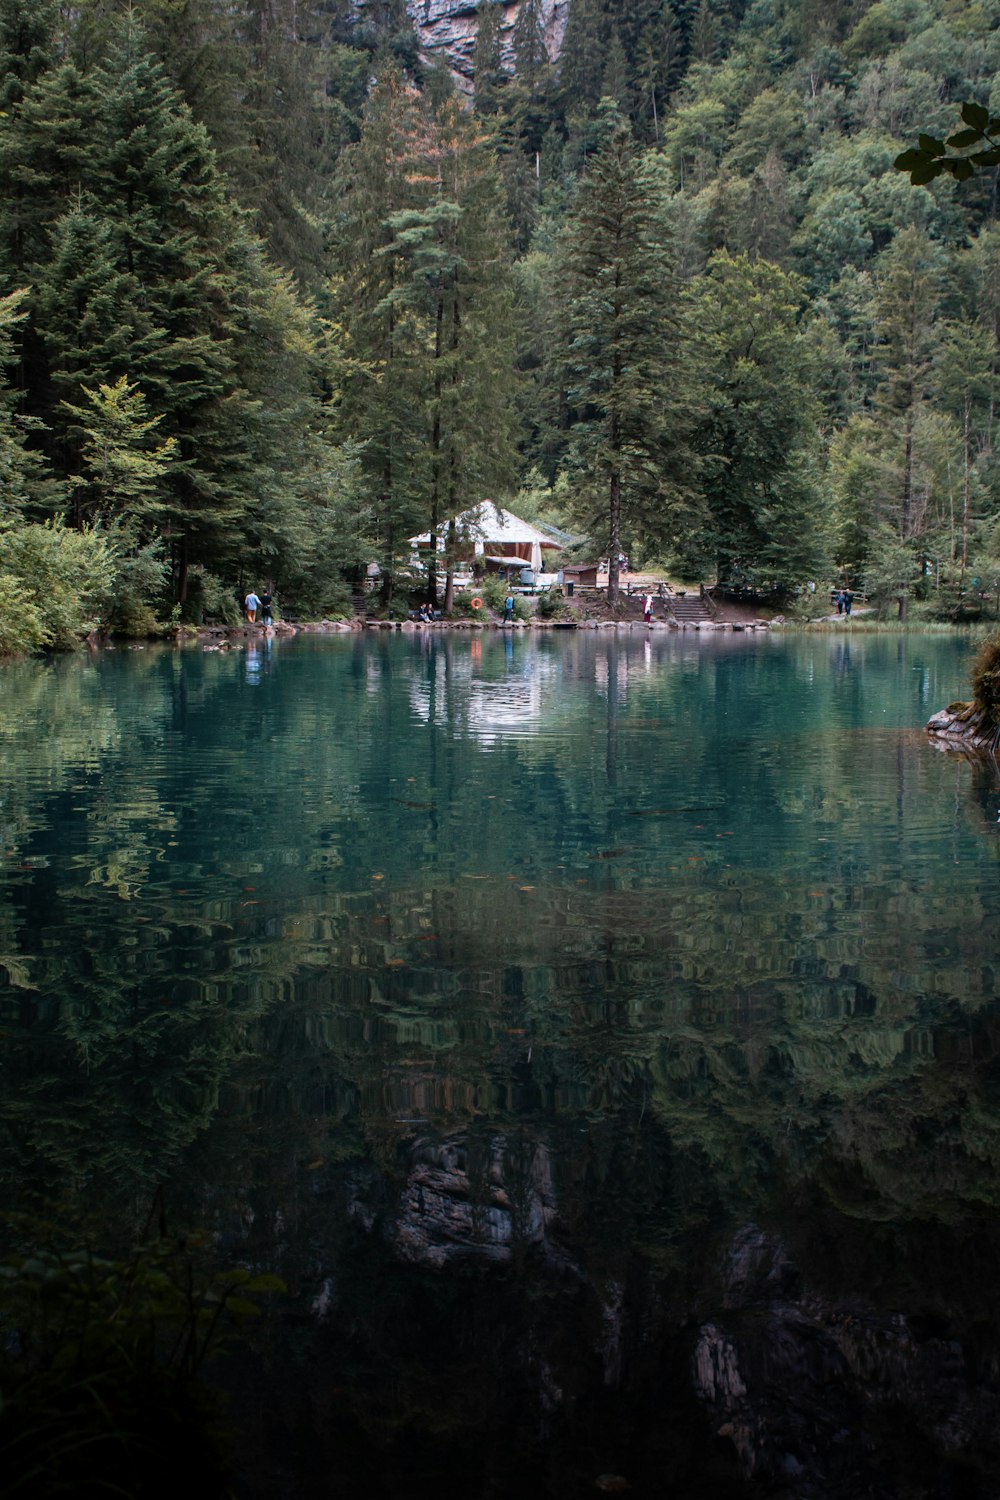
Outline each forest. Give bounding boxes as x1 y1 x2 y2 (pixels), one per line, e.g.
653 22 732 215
2 0 1000 649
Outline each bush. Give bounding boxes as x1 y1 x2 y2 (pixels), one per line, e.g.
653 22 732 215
971 631 1000 731
478 574 508 609
0 572 48 655
0 520 117 651
99 528 168 636
180 567 240 626
0 1235 284 1498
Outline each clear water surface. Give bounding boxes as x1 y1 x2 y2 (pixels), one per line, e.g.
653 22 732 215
2 629 999 1499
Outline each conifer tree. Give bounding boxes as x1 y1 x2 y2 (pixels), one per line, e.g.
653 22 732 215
869 226 943 614
936 319 995 585
687 251 827 591
331 68 438 600
62 376 177 525
558 0 604 115
0 289 60 516
511 0 549 93
554 114 699 604
472 1 505 117
334 75 519 606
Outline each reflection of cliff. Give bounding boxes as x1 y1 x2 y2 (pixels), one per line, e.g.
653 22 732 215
380 1133 557 1267
694 1225 1000 1496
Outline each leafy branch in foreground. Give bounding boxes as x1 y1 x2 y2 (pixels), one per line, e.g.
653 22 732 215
0 1233 284 1497
895 103 1000 184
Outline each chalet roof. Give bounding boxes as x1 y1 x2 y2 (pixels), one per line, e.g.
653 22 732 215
410 501 560 549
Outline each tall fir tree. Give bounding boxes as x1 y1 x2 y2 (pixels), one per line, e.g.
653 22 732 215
687 250 828 591
331 68 439 599
333 75 520 604
869 226 944 616
472 1 505 117
554 115 699 604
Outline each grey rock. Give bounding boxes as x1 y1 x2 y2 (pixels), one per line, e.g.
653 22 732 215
355 0 568 86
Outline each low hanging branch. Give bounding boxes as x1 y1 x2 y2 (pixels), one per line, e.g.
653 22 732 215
895 102 1000 184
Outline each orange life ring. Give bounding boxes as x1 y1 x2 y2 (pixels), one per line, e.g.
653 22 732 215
471 597 483 610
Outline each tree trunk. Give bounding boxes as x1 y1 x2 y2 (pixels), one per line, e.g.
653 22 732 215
961 396 971 587
444 516 457 612
607 467 622 607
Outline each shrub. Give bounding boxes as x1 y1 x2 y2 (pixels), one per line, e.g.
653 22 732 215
0 1235 284 1497
479 574 508 609
0 572 48 655
180 567 239 626
971 631 1000 731
0 520 117 651
99 528 169 636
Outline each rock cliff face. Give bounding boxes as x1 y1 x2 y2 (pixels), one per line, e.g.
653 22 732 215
372 0 569 88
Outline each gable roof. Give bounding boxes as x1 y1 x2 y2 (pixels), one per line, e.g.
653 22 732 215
410 501 560 549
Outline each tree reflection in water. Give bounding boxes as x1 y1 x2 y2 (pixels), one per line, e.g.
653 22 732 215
2 633 999 1497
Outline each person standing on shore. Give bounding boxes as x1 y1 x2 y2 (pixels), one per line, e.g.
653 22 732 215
643 592 653 624
260 589 273 626
245 589 260 623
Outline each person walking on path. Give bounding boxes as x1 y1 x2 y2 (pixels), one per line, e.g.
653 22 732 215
260 589 273 626
843 588 854 617
245 589 261 624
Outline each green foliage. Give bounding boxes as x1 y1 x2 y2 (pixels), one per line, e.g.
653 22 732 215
2 0 1000 629
970 630 1000 730
554 118 699 603
63 377 177 525
536 586 563 618
0 572 48 655
98 526 169 637
0 519 117 650
0 1233 284 1498
687 251 827 588
896 101 1000 183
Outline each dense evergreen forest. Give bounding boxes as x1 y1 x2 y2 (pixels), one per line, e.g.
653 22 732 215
2 0 1000 647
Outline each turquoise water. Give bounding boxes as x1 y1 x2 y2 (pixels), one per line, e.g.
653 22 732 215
2 630 1000 1497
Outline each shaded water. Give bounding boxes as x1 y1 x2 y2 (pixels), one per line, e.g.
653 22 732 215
3 630 1000 1497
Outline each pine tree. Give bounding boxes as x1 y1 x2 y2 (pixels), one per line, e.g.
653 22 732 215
331 68 438 600
472 1 505 117
558 0 604 115
333 76 519 606
870 225 943 610
62 376 177 524
0 288 60 517
634 4 683 142
934 319 994 586
511 0 549 93
601 34 631 115
554 115 698 605
687 250 827 591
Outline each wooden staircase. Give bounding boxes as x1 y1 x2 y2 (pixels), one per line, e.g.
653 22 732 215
668 592 715 626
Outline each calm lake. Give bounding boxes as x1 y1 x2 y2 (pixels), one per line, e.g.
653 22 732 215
3 629 1000 1498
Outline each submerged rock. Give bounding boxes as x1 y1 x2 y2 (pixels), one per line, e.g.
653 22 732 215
926 702 999 756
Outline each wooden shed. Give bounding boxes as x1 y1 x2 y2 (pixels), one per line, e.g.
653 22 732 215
562 563 600 587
